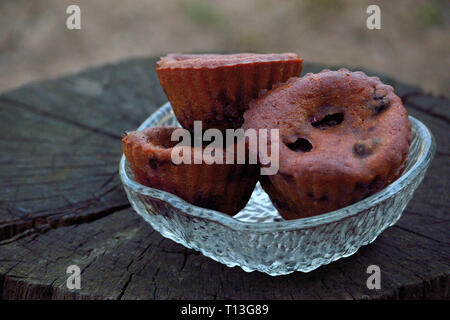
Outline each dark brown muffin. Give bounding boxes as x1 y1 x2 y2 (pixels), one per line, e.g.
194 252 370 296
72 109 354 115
243 69 412 220
156 53 303 131
123 127 259 215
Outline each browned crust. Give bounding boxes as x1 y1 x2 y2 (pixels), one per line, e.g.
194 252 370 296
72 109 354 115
156 53 303 131
243 68 412 219
122 127 259 215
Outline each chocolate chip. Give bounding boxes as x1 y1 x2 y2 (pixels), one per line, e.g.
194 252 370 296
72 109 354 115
355 182 365 189
355 175 385 199
311 113 344 129
193 192 222 209
370 97 390 115
306 192 328 202
285 137 313 152
368 175 384 192
217 89 231 106
272 199 291 211
149 158 158 170
373 86 387 99
353 143 371 158
374 92 385 100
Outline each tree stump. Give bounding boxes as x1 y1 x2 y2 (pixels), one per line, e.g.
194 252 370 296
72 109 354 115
0 57 448 299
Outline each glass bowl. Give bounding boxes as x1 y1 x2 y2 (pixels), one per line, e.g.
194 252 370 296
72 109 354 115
119 102 435 276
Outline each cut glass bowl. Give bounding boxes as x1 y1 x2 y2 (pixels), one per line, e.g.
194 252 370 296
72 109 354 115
119 102 435 276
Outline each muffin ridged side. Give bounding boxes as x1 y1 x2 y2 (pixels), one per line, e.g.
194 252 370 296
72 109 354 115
123 127 260 215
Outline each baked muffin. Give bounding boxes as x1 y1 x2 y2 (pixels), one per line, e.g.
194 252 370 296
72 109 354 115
243 69 412 220
122 127 259 215
156 53 303 131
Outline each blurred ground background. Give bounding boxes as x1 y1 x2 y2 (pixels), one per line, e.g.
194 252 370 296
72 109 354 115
0 0 449 96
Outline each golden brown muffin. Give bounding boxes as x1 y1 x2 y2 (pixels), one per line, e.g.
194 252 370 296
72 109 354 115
123 127 259 215
243 69 412 220
156 53 303 131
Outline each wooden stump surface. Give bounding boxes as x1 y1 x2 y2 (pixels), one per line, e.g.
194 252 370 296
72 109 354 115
0 57 448 299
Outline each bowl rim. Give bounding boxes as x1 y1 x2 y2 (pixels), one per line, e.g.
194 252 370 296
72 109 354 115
119 102 436 233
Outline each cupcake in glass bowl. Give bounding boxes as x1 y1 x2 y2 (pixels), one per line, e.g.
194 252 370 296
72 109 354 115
122 126 260 215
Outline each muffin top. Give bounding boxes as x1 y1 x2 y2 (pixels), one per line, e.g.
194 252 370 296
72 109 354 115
157 53 302 69
243 68 412 182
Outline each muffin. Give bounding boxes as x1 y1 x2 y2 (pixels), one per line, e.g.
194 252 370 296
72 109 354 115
122 126 259 215
156 53 303 131
243 69 412 219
